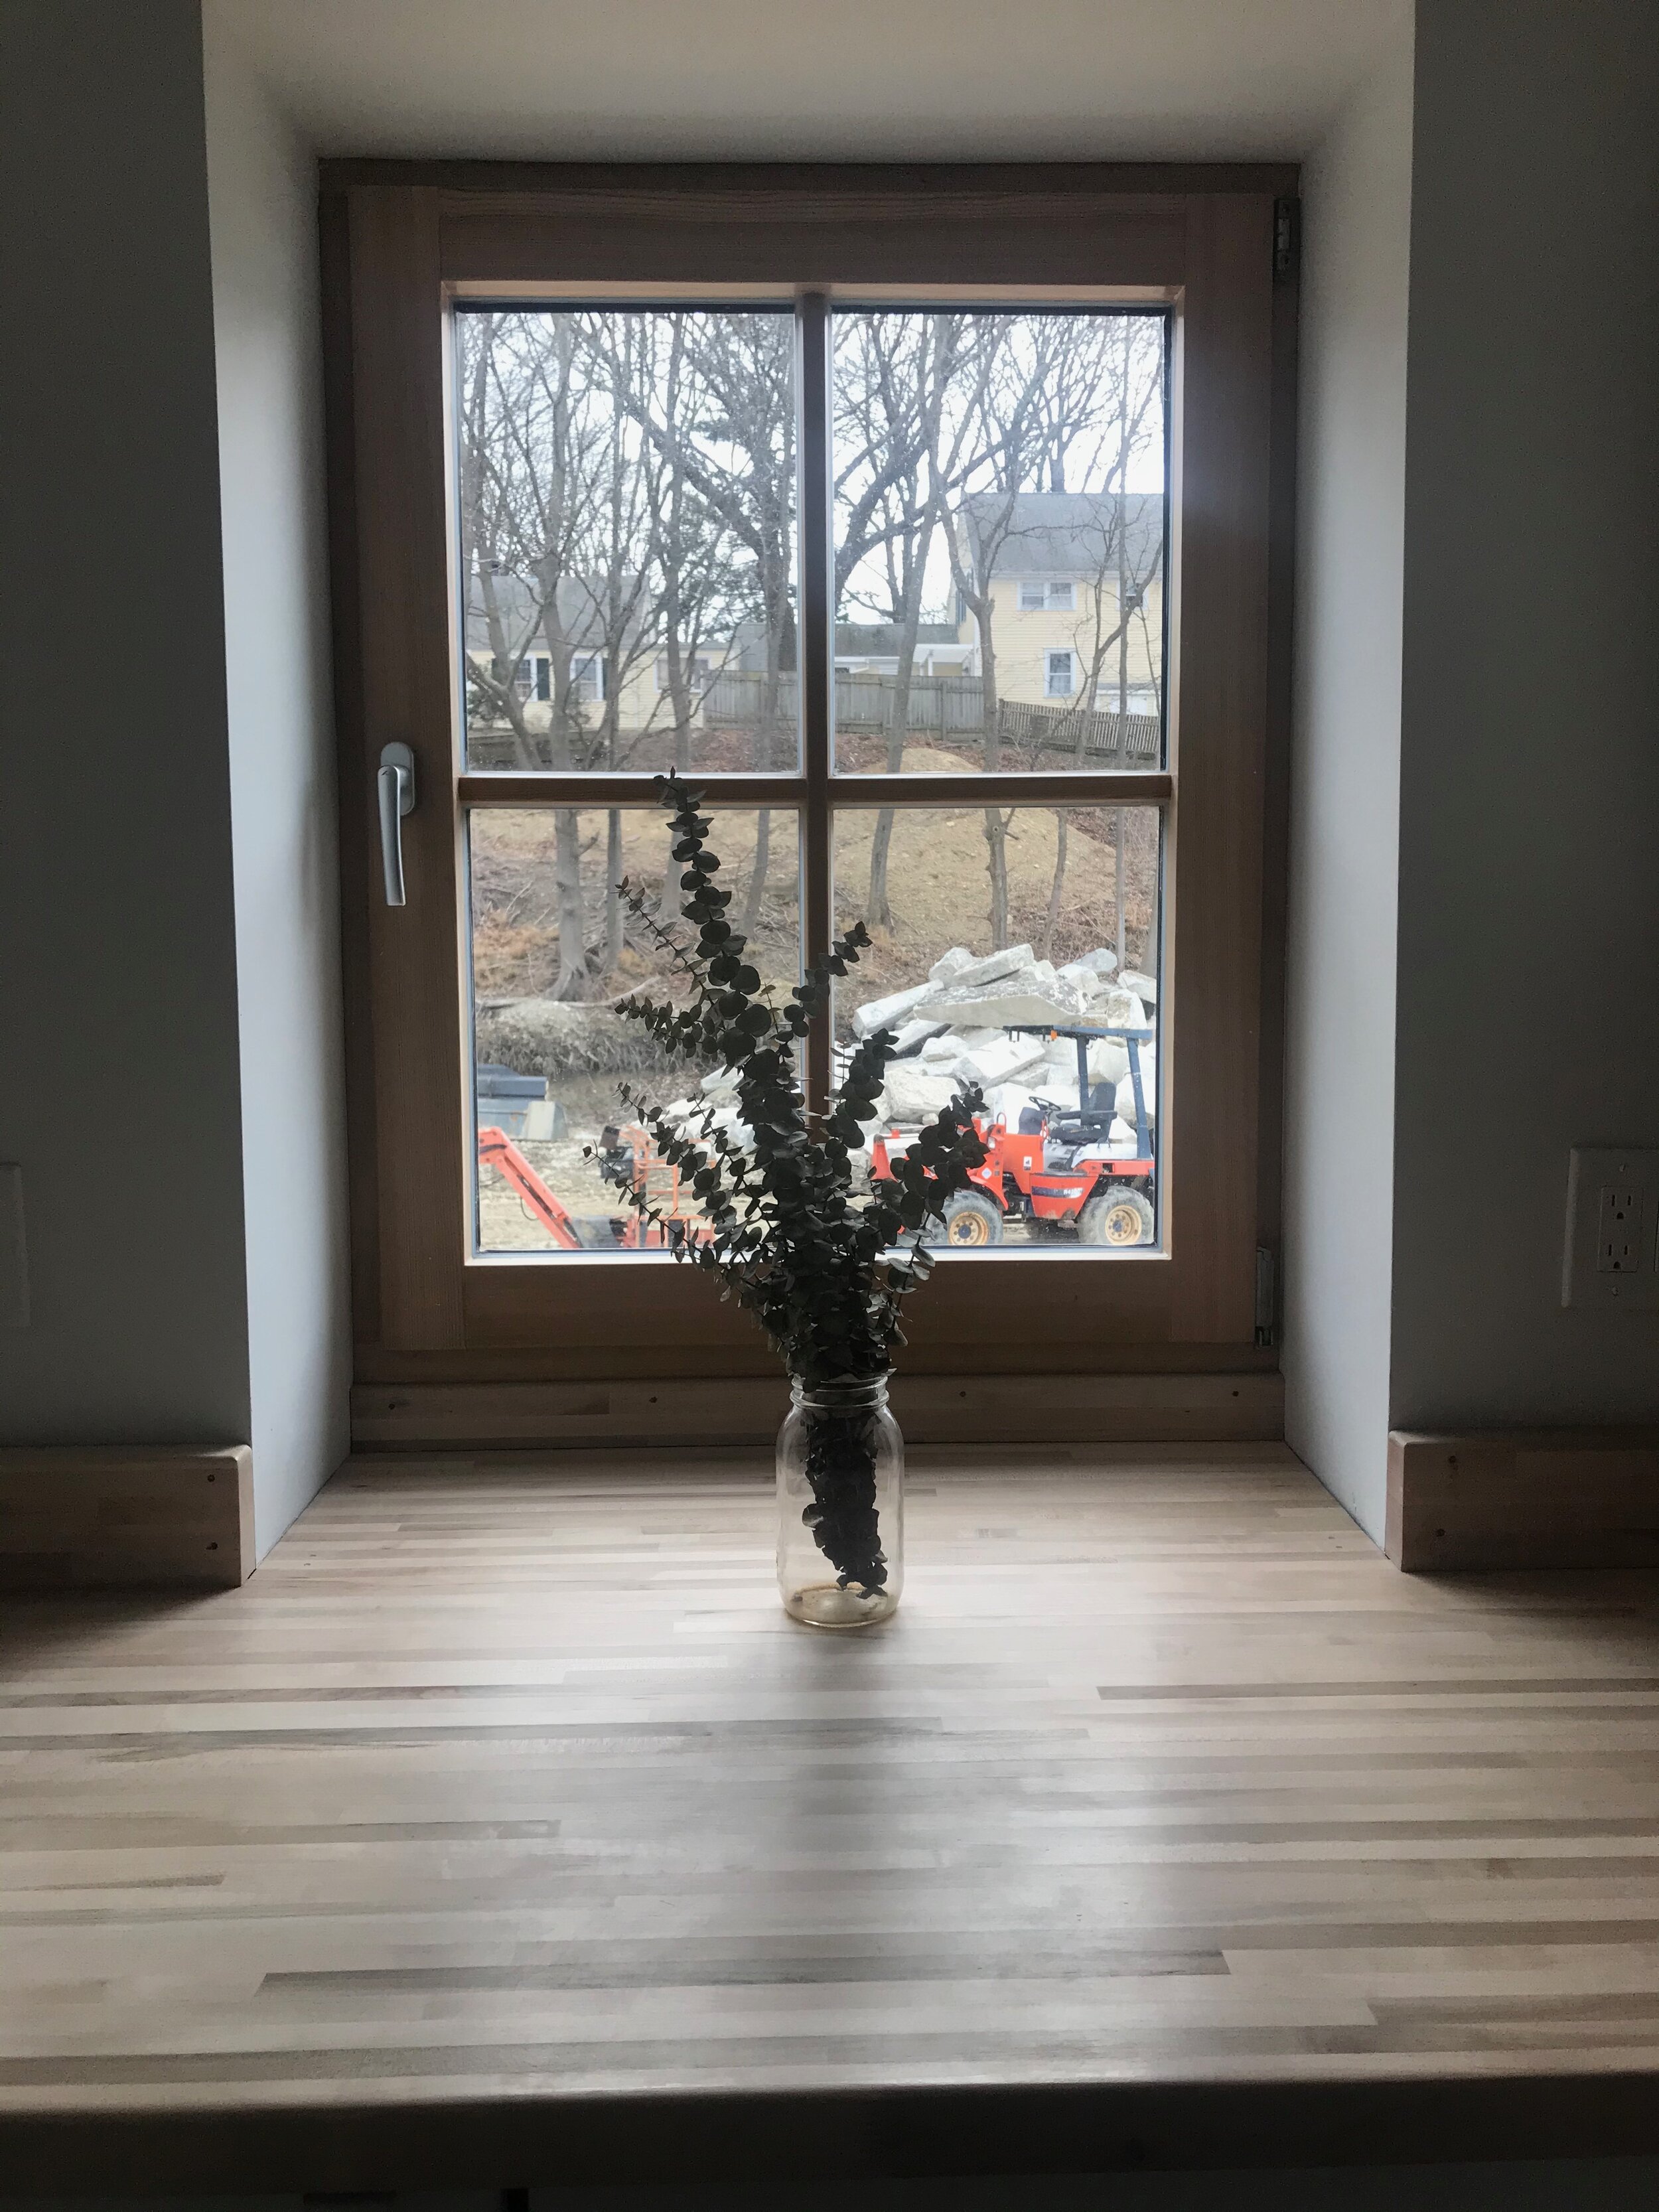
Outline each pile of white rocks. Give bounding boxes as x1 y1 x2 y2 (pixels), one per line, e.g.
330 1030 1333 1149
849 943 1157 1143
652 942 1158 1157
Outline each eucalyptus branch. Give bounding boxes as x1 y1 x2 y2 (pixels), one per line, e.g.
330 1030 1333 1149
587 775 987 1407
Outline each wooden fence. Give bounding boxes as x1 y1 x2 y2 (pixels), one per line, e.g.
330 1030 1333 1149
702 670 1161 763
467 675 1161 769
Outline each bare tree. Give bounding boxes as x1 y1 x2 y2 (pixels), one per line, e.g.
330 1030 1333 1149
940 316 1061 948
834 315 976 928
457 311 612 997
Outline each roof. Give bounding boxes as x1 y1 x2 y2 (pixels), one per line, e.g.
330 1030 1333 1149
464 569 635 654
960 491 1165 581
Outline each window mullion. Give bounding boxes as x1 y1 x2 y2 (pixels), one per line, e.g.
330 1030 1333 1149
798 291 834 1116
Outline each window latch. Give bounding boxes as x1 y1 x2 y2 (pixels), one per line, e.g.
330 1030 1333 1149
377 743 416 907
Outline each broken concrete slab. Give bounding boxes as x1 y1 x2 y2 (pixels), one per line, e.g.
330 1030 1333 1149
1065 947 1119 979
1095 988 1150 1031
956 1033 1047 1088
928 942 1033 989
1114 1054 1159 1126
1085 1035 1131 1088
850 978 941 1038
879 1063 966 1126
927 980 1093 1028
985 1081 1042 1131
889 1017 949 1059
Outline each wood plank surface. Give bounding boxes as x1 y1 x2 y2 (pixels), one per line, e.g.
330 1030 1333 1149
350 1371 1284 1449
1 1445 1658 2187
0 1446 253 1590
1388 1429 1659 1570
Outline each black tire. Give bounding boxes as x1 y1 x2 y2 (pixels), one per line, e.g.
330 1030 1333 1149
1078 1183 1155 1247
926 1191 1004 1248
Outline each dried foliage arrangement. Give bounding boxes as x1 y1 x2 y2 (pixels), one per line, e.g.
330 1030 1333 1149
591 776 986 1590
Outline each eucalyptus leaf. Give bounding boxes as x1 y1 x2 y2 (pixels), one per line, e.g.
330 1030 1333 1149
599 776 987 1586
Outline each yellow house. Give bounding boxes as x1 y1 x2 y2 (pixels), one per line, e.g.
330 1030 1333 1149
956 490 1165 716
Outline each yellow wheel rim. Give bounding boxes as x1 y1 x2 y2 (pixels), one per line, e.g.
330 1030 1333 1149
1101 1199 1144 1246
946 1208 993 1246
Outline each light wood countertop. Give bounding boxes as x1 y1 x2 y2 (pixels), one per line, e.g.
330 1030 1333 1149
2 1445 1656 2186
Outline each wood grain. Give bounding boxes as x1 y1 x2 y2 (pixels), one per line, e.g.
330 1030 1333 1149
1389 1429 1659 1570
1165 193 1274 1345
325 168 1290 1383
350 1370 1283 1449
1 1447 1657 2187
0 1447 252 1590
344 185 469 1353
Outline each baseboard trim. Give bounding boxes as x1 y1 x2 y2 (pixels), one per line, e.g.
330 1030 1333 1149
351 1370 1283 1450
0 1446 254 1590
1386 1428 1659 1570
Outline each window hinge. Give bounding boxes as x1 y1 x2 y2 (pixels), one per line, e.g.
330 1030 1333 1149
1273 198 1299 283
1254 1245 1277 1347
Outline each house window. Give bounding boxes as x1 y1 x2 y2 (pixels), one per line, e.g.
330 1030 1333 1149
509 655 553 702
655 652 714 694
326 167 1287 1382
569 652 605 705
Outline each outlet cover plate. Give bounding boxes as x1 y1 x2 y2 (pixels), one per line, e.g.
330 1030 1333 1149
1563 1146 1659 1310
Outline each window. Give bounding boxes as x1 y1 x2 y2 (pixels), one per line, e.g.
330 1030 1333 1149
1019 580 1076 611
655 651 715 695
569 652 605 705
324 167 1289 1382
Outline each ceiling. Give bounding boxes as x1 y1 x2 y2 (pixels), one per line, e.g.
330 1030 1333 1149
208 0 1411 163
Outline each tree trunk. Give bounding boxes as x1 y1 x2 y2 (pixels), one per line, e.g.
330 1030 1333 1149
865 670 912 935
745 808 771 931
1142 816 1161 979
744 580 788 925
867 808 897 934
553 807 589 999
1040 809 1068 960
604 810 624 976
1114 810 1127 974
866 502 934 932
984 808 1011 950
977 627 1009 948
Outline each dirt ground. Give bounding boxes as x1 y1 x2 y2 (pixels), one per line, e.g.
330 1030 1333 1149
468 747 1159 1017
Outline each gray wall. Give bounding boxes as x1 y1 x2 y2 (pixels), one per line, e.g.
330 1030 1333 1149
0 0 252 1446
1282 34 1413 1539
1391 0 1659 1428
203 23 351 1552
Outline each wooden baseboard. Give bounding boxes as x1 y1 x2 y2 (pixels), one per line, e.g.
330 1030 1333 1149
1387 1428 1659 1570
350 1370 1283 1450
0 1446 254 1589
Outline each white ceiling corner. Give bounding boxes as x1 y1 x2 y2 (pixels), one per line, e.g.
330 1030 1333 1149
205 0 1411 163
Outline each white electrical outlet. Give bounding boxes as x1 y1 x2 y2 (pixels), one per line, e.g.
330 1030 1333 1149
1563 1147 1659 1310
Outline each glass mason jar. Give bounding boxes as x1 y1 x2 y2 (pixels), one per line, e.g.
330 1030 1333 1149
776 1374 903 1628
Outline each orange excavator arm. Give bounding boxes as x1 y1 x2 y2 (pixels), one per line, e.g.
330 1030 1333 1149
477 1126 585 1251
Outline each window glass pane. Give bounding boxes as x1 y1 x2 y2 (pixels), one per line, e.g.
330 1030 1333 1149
832 805 1161 1251
831 310 1166 774
469 807 801 1254
456 309 799 775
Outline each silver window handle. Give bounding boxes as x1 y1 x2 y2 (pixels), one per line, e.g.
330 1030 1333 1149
377 743 416 907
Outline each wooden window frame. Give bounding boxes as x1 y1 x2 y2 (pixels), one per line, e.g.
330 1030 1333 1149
321 161 1296 1396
